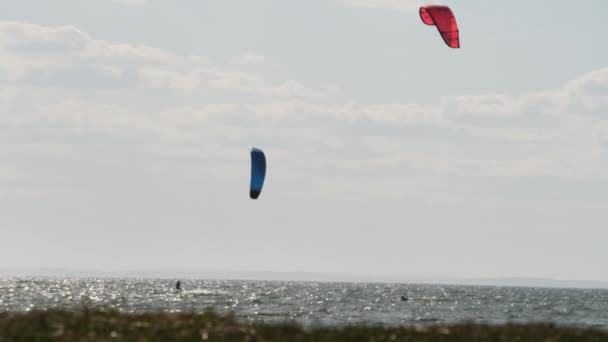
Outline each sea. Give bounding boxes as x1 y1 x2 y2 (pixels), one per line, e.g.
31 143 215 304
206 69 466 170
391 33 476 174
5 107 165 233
0 277 607 329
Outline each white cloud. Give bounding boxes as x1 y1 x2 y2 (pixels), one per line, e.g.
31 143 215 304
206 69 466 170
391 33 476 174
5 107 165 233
564 67 608 114
448 67 607 121
441 94 521 125
1 20 608 205
0 21 334 99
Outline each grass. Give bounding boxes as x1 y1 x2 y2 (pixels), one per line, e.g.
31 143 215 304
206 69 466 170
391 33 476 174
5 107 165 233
0 309 606 341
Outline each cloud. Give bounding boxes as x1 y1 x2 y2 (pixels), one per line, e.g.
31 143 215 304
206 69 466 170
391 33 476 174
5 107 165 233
1 20 608 204
441 94 521 126
572 68 608 97
0 21 334 99
439 69 608 131
563 67 608 114
0 22 87 53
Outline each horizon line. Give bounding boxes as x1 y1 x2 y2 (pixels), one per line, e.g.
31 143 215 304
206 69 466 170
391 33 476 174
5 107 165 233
1 267 607 290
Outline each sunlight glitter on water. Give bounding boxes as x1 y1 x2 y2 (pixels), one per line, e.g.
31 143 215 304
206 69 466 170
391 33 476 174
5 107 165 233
0 277 607 328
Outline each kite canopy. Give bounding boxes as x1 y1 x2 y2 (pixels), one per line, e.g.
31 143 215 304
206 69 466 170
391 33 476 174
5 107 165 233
250 147 266 200
419 5 460 48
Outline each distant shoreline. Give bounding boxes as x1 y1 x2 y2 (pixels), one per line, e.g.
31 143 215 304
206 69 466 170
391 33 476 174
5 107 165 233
1 268 608 290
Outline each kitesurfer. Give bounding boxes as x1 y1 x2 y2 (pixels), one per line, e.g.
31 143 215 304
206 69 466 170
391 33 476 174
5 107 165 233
176 280 182 292
400 295 408 302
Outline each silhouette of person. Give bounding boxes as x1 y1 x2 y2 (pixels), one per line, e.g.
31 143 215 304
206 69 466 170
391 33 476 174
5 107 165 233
176 280 182 291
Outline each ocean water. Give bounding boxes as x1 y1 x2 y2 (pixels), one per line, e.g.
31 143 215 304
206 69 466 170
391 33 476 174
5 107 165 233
0 277 607 328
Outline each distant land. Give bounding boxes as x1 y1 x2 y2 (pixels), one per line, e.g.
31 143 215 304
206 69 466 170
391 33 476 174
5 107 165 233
1 268 607 290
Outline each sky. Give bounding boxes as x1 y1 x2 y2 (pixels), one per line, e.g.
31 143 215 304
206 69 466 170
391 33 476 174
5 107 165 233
1 0 607 283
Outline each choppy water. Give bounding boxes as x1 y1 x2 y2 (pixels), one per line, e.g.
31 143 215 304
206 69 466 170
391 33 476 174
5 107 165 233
0 277 607 328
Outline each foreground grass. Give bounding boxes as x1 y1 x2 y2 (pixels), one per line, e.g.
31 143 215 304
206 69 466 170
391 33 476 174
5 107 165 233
0 310 606 341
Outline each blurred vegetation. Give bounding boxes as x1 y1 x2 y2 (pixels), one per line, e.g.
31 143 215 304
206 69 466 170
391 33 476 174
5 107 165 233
0 309 605 341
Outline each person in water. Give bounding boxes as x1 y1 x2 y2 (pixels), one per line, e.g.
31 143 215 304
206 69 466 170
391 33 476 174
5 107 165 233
176 280 182 291
400 295 408 301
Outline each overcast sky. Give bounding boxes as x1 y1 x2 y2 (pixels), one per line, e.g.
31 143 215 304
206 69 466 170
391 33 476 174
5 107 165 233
1 0 607 282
